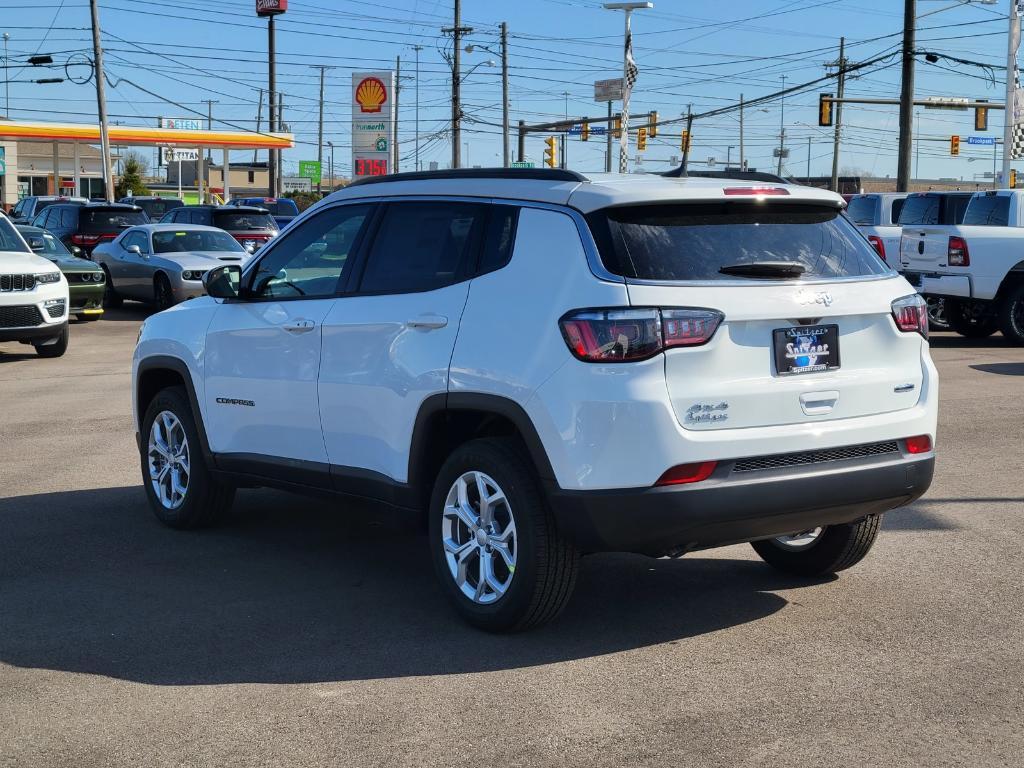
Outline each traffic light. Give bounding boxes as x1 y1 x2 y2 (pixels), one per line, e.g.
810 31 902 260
950 135 960 156
819 93 834 127
612 115 622 139
1010 168 1017 188
581 120 590 142
680 130 691 153
975 102 989 132
544 135 558 168
637 127 647 151
648 111 658 138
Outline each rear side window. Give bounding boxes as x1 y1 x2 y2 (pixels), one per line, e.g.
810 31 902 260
213 211 276 230
60 208 77 227
359 201 485 293
587 203 890 282
478 205 519 275
81 209 149 231
946 195 973 225
845 196 877 225
963 195 1011 226
897 196 938 225
890 198 905 224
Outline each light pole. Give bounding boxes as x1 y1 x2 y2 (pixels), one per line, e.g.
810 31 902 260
466 31 510 167
3 33 9 117
413 45 423 171
604 2 653 174
327 140 334 190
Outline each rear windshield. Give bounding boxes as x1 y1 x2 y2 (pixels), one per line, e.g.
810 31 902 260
845 196 877 225
134 199 183 218
241 199 298 216
152 229 245 253
897 196 938 225
80 209 150 231
587 203 890 281
962 195 1011 226
213 211 276 231
943 195 972 224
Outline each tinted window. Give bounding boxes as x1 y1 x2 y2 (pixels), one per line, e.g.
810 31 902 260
479 205 519 275
80 209 149 231
897 196 938 225
890 198 905 224
60 208 77 227
963 195 1011 226
0 217 30 253
213 211 276 230
31 231 72 258
588 203 890 281
122 231 150 253
249 204 370 299
134 199 183 218
944 195 972 224
845 196 877 225
360 202 484 293
152 229 244 253
35 210 54 229
240 199 299 216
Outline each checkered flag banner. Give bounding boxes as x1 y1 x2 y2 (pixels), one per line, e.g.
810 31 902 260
624 31 639 91
619 31 639 173
1013 85 1024 161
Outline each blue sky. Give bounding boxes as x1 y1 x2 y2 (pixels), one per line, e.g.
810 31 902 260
1 0 1015 181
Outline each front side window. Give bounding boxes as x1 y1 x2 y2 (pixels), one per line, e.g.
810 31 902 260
587 202 890 282
359 201 485 293
122 231 150 253
897 196 939 226
249 204 371 299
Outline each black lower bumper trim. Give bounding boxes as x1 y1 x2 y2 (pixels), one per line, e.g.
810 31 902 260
548 455 934 556
0 323 67 343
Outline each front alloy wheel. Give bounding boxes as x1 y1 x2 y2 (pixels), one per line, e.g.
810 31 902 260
442 470 517 604
148 411 190 509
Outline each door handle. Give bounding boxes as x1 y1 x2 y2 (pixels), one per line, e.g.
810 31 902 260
282 319 316 333
406 314 448 330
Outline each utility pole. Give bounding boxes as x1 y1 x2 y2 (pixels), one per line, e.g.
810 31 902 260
253 88 263 165
739 93 744 171
1002 0 1019 186
500 22 510 167
605 102 613 172
682 103 693 172
3 33 9 118
897 0 915 192
89 0 113 202
915 109 920 179
443 0 471 169
413 45 423 170
394 55 401 173
830 37 845 192
807 136 812 179
267 11 278 197
203 99 218 165
311 66 330 194
777 74 787 176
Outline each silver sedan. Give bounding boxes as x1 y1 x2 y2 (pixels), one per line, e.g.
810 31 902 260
92 224 254 310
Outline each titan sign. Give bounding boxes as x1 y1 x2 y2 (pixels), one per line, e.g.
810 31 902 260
352 71 395 178
256 0 287 16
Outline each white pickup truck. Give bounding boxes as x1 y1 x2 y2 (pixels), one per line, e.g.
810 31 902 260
847 192 908 263
900 189 1024 343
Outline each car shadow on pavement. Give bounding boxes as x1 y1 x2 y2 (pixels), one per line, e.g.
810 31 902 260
969 362 1024 376
0 486 821 686
928 333 1012 348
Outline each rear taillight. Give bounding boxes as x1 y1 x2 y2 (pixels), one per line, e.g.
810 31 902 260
71 234 102 245
867 235 886 261
891 294 928 338
559 307 723 362
947 235 970 266
904 435 932 454
655 461 718 486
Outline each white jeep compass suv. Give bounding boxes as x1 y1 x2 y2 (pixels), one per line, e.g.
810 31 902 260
132 169 937 631
0 213 70 357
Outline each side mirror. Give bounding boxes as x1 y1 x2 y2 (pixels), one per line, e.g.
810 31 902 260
70 245 83 257
245 244 256 254
204 264 242 299
126 244 142 255
28 237 45 252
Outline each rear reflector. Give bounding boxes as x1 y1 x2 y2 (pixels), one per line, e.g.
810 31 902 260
867 235 886 261
904 435 932 454
947 235 970 266
655 461 717 486
723 187 790 196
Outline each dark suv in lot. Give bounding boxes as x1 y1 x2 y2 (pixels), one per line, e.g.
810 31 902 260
160 205 278 252
32 203 150 257
119 196 185 221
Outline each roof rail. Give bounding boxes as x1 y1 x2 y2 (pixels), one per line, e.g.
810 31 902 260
346 167 589 187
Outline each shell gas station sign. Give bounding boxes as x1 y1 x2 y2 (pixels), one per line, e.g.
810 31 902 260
352 71 395 178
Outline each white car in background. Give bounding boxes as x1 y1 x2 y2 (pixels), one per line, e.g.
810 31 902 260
0 213 70 357
846 192 909 264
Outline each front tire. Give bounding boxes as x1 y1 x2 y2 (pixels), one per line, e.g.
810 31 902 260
997 283 1024 345
140 386 234 529
34 324 69 358
101 266 122 309
154 274 175 311
750 515 882 577
428 438 579 632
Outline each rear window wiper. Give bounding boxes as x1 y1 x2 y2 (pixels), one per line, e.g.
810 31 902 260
719 261 806 279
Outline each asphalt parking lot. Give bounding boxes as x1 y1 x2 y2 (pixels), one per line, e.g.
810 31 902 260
1 308 1022 768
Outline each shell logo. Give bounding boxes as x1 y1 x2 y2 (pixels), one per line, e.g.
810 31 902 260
355 77 388 114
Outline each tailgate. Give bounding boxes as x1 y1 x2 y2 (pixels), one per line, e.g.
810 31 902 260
900 225 956 271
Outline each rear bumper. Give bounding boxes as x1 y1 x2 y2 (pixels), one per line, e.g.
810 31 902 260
548 453 934 556
903 271 972 299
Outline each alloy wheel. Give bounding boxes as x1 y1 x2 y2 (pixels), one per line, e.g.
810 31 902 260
148 410 190 509
441 470 517 605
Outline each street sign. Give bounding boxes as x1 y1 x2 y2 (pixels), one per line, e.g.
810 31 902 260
594 78 624 103
772 148 790 158
298 160 322 182
924 96 968 111
510 161 535 168
282 175 312 193
569 124 606 136
967 136 996 146
160 147 199 163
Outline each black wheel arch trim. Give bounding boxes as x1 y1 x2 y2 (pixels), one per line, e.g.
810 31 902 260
135 355 215 465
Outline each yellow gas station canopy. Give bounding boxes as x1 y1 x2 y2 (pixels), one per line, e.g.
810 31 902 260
0 120 293 150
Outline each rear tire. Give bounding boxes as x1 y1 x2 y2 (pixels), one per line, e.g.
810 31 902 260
101 267 122 309
140 386 234 529
750 515 882 577
945 299 998 338
428 438 579 632
34 324 69 358
997 283 1024 345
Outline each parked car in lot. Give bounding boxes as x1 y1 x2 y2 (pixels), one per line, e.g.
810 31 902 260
226 196 300 229
133 169 937 631
9 195 88 225
15 225 105 321
159 205 278 252
118 196 185 221
900 188 1024 342
846 192 908 263
0 213 70 356
92 224 252 310
32 202 150 257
